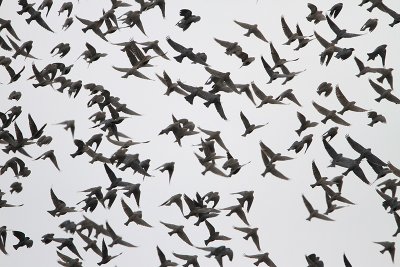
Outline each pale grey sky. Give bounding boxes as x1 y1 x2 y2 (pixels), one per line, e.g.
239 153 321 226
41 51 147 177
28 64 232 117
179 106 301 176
0 0 399 266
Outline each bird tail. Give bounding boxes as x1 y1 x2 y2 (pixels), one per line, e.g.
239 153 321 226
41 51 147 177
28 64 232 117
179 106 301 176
13 244 19 250
295 129 301 136
174 54 185 63
184 93 196 105
376 75 384 83
367 52 376 61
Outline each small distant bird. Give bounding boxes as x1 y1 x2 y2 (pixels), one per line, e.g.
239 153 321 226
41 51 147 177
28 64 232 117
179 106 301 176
302 194 334 221
97 238 122 266
77 43 107 65
48 188 76 216
335 86 367 114
35 150 60 171
160 221 193 246
56 120 75 138
240 111 268 137
233 226 261 251
275 89 302 106
155 162 175 183
329 3 343 18
204 220 231 245
234 20 268 42
260 149 290 180
306 3 326 24
12 231 33 249
360 18 378 32
58 2 73 17
368 79 400 104
244 252 277 267
367 111 386 127
51 42 70 58
374 241 396 263
222 204 250 225
157 246 178 267
172 252 200 267
312 101 350 126
295 112 318 136
367 44 387 66
322 126 339 142
62 17 73 30
317 82 333 96
121 199 152 227
176 9 201 31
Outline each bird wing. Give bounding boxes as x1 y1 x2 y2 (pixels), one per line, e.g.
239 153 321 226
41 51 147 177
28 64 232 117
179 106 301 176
302 195 314 213
104 163 117 183
157 246 167 263
314 31 330 48
240 111 251 129
388 162 400 177
345 135 366 154
270 168 290 180
323 139 339 159
269 43 281 64
121 198 133 217
281 16 293 38
49 152 60 170
50 188 64 207
307 3 317 13
259 141 275 158
331 114 351 126
177 80 201 93
166 36 187 53
312 101 330 116
234 20 252 29
12 231 25 241
251 82 267 100
85 42 97 56
214 38 233 48
160 221 177 230
312 161 322 181
335 86 350 106
354 57 365 72
260 149 270 167
36 15 54 32
297 111 306 125
205 220 216 234
326 15 341 35
177 230 193 246
105 222 117 239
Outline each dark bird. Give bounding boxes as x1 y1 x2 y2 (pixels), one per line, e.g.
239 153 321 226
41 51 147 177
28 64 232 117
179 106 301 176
276 89 301 106
155 162 175 183
51 42 70 58
295 112 318 136
314 31 342 66
260 149 290 180
62 17 73 30
160 221 193 246
312 101 350 126
121 198 152 227
177 9 201 31
302 194 334 221
106 222 137 248
374 241 395 263
345 135 386 166
98 239 122 266
172 252 200 267
322 126 338 142
166 36 208 65
368 79 400 104
281 16 310 45
367 44 387 66
222 204 250 225
259 141 293 163
335 86 367 114
0 19 20 40
157 246 178 267
306 3 326 24
233 226 261 250
251 82 285 108
77 43 107 65
204 220 231 246
317 82 333 96
367 111 386 127
58 2 73 17
160 194 183 214
326 15 364 44
12 231 33 249
35 150 60 171
76 16 107 41
56 120 75 138
47 188 76 217
38 0 53 17
234 20 268 42
244 252 277 267
329 3 343 18
240 111 268 137
361 18 378 32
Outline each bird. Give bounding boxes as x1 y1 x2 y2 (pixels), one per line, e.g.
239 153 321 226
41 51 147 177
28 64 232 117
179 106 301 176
160 221 193 246
306 3 326 24
12 231 33 250
97 238 122 266
176 9 201 31
251 82 285 107
368 79 400 104
322 127 338 142
317 82 333 96
367 44 387 66
240 111 268 137
172 252 200 267
77 42 107 65
329 3 343 18
374 241 396 262
234 20 268 42
204 220 231 245
50 42 70 58
47 188 76 217
244 252 277 267
155 162 175 183
222 204 250 225
326 15 364 44
335 86 368 114
166 36 208 65
260 149 290 180
367 111 386 127
295 112 318 136
160 194 184 214
35 150 60 171
55 120 75 138
106 222 137 248
275 89 302 106
281 16 310 45
361 18 378 32
302 195 334 221
259 141 293 163
233 226 261 250
157 246 178 267
312 101 350 126
121 198 152 227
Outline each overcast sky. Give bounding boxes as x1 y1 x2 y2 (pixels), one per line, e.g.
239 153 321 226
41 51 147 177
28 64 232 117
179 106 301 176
1 0 399 266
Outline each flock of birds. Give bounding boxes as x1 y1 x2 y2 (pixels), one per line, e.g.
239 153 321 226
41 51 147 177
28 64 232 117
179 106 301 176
0 0 400 266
